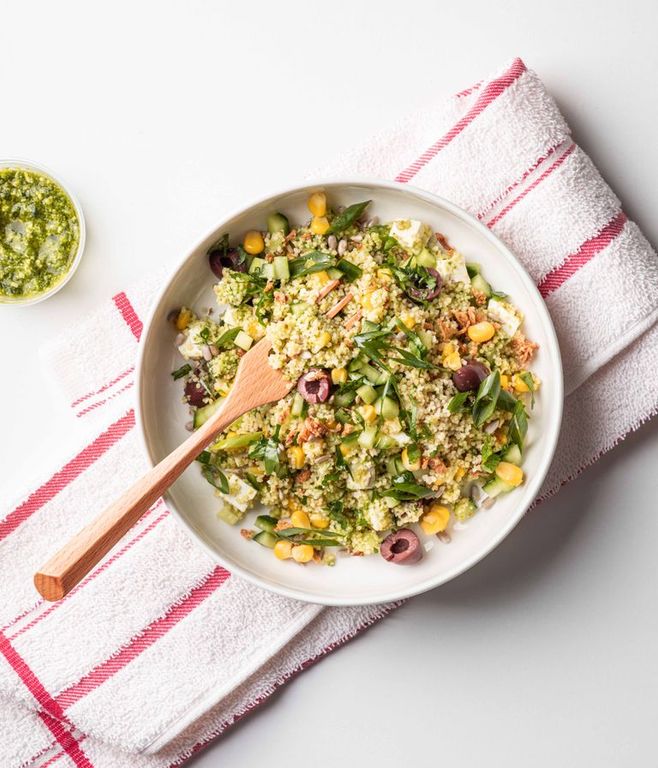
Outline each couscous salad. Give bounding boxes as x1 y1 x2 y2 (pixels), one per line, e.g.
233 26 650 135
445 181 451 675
169 192 539 566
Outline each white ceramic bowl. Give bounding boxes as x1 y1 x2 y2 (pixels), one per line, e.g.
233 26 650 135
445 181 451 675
136 180 563 606
0 159 86 306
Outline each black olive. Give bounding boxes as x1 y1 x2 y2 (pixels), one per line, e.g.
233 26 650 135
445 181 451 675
452 360 490 392
380 529 423 565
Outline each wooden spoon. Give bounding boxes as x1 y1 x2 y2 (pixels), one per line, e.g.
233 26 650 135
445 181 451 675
34 339 294 601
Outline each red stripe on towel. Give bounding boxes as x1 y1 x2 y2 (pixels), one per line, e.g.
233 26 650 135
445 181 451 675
76 380 134 418
538 211 628 297
0 632 93 767
112 291 143 341
37 714 92 768
71 366 134 408
0 410 135 543
8 503 169 641
476 141 563 220
395 58 526 183
56 566 230 709
487 143 576 227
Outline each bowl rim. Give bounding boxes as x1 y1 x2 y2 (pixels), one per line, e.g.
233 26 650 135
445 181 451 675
0 158 86 306
135 177 564 606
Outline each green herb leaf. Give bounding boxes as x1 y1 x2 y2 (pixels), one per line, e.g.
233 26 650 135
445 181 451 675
215 326 241 348
448 391 470 413
171 363 191 380
472 370 501 428
207 233 229 259
382 472 433 501
244 472 264 491
496 388 518 412
202 466 229 494
509 401 528 449
335 259 362 282
196 450 212 465
390 347 437 370
327 200 371 234
289 251 335 278
249 434 282 474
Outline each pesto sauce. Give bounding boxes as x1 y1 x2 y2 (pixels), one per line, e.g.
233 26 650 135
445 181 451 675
0 168 80 299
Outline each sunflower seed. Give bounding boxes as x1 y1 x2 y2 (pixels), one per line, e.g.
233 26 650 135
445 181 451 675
174 332 185 347
337 238 347 256
327 234 337 250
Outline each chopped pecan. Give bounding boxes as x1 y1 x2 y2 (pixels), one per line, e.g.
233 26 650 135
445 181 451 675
240 528 254 540
296 468 312 483
511 333 539 365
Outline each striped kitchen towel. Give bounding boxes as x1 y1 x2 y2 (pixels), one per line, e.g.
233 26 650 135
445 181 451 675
2 57 658 768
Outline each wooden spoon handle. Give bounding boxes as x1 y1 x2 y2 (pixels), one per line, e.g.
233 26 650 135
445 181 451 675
34 394 246 601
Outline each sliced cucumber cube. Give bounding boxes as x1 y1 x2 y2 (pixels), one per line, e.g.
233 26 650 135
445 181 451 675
234 330 253 351
361 363 382 384
334 389 356 407
376 396 399 420
416 248 436 268
471 273 492 297
267 212 290 235
255 515 278 533
253 530 278 548
273 255 290 281
466 262 481 278
249 257 266 275
358 425 379 449
356 383 378 404
327 267 342 280
348 357 365 372
217 504 242 525
193 398 223 428
291 391 307 418
502 444 522 465
376 434 397 451
482 477 515 498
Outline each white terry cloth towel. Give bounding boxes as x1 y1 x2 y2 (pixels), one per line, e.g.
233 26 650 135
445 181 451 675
2 57 658 768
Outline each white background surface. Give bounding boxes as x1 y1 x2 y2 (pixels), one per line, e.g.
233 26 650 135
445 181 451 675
2 1 658 766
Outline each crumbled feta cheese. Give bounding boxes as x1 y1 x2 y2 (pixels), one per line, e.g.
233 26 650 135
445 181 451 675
487 298 522 337
389 219 433 253
215 473 257 512
435 249 470 285
177 322 205 359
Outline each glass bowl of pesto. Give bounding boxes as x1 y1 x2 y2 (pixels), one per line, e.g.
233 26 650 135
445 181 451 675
0 159 86 306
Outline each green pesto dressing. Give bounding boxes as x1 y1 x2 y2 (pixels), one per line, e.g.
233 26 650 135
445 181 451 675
0 167 80 299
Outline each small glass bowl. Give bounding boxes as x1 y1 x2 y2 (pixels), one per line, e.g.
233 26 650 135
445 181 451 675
0 159 86 306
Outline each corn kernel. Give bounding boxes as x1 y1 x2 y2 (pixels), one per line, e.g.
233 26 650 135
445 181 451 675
340 442 356 457
467 321 496 343
401 446 421 471
175 308 194 331
360 404 377 424
420 503 450 535
243 230 264 255
310 216 330 235
500 374 510 390
454 466 466 481
444 352 462 371
496 461 524 487
512 373 529 393
316 331 331 349
287 446 305 470
331 367 348 385
307 191 327 218
401 313 416 329
291 509 311 528
361 290 375 310
292 543 314 563
310 514 330 529
314 270 330 285
274 540 293 560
